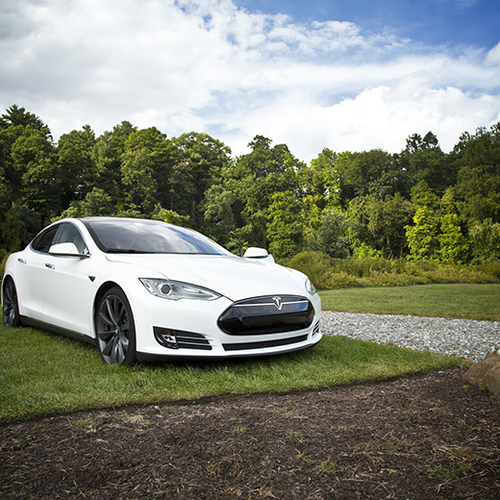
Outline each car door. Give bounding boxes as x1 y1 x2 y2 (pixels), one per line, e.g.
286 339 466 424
18 225 60 321
41 222 97 337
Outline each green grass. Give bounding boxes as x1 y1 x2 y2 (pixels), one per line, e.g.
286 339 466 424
319 283 500 321
0 323 462 423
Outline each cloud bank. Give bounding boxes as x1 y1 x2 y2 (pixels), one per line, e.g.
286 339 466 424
1 0 499 161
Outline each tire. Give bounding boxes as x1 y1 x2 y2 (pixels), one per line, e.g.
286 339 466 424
3 278 21 328
96 287 137 365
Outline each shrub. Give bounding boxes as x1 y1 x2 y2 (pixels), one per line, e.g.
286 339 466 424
285 251 500 290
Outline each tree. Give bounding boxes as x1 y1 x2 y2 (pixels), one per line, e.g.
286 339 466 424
405 206 439 261
302 148 340 209
120 149 158 214
91 121 138 205
1 204 42 252
437 213 469 264
57 125 96 208
347 194 413 257
452 123 500 224
397 132 455 196
267 192 307 260
59 188 115 219
10 126 59 218
309 209 349 258
0 105 49 134
335 149 400 208
171 132 232 227
468 218 500 263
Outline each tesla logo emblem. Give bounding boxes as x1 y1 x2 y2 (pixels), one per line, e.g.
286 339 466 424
272 296 283 310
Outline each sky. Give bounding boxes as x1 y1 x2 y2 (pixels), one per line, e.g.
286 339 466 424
1 0 499 162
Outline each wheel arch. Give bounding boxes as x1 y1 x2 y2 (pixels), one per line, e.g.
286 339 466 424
93 281 123 324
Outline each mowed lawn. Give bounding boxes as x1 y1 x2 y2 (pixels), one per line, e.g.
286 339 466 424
319 283 500 321
2 283 496 422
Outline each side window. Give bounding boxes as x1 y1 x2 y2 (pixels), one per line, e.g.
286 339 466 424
31 226 59 253
55 223 89 254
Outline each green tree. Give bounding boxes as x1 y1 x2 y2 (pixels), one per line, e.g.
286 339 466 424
397 132 455 196
452 123 500 224
309 209 349 258
57 125 96 208
347 193 413 257
1 204 42 251
91 121 138 205
468 218 500 263
1 105 48 134
59 187 116 219
10 126 59 218
437 213 469 264
120 149 158 214
267 192 307 260
171 132 232 228
405 206 439 261
302 148 341 209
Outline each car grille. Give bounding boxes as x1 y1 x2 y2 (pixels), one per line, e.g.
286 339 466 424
223 334 309 351
218 295 315 336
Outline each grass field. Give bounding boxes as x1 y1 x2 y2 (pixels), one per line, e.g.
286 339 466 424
319 283 500 321
2 283 491 423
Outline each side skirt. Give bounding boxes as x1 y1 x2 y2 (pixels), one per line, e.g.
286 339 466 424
20 316 97 346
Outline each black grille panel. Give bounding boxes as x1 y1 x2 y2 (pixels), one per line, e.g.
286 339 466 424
218 296 315 336
223 334 308 351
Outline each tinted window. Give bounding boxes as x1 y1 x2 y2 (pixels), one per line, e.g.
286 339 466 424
31 225 59 253
82 218 230 255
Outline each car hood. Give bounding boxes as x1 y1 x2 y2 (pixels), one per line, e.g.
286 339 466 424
105 254 308 302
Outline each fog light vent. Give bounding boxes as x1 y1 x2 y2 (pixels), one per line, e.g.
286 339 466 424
154 327 212 350
154 327 178 349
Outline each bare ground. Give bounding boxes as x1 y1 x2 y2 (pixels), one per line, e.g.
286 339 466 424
1 366 499 500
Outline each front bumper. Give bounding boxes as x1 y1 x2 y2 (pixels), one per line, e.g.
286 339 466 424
131 291 322 360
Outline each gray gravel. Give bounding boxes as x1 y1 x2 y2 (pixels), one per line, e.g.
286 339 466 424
321 311 500 362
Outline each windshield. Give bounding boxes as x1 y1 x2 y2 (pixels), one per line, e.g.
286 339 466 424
82 218 231 255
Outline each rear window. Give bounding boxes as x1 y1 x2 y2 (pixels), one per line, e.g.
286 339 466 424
82 218 230 255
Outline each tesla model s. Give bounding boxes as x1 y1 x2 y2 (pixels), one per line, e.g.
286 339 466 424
2 217 322 365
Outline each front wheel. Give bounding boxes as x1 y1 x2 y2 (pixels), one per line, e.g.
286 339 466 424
96 287 137 365
3 278 21 328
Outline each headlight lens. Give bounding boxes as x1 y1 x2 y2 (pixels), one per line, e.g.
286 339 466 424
140 278 221 301
305 277 316 295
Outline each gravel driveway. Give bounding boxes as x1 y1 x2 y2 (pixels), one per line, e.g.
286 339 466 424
322 311 500 362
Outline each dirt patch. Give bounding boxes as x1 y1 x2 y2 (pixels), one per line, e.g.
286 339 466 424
1 367 499 499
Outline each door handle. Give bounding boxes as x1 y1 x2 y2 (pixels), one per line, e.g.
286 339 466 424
45 263 55 270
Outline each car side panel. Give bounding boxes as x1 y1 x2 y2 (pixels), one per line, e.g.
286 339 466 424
41 254 97 337
12 250 46 321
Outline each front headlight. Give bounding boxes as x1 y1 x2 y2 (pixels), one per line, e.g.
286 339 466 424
140 278 221 301
305 277 316 295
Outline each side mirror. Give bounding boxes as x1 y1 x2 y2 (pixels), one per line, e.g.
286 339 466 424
243 247 275 262
49 242 89 258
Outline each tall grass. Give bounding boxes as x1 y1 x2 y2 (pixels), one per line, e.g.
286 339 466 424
285 251 500 289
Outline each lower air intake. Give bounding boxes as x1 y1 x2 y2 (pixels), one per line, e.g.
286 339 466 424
223 334 308 351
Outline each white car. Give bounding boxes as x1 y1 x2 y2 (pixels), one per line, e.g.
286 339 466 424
2 217 322 365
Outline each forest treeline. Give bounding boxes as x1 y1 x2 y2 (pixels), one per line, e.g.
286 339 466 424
1 104 499 266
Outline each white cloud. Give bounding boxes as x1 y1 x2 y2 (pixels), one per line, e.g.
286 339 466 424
0 0 499 162
486 41 500 66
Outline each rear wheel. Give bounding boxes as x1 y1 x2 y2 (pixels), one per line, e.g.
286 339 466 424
3 278 21 327
96 287 137 365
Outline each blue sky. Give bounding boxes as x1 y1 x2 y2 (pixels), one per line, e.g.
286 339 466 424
1 0 499 162
239 0 500 48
